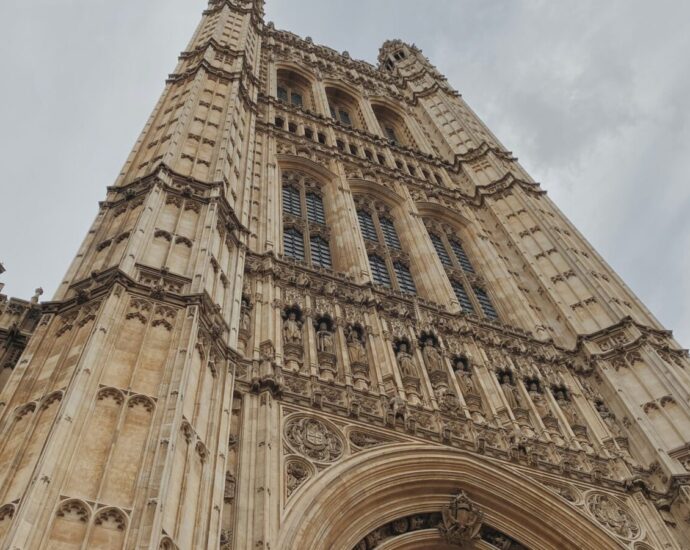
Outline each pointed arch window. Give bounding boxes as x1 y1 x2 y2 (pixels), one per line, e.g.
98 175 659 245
427 224 499 320
356 203 416 295
281 171 332 270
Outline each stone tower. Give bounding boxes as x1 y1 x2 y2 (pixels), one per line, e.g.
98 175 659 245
0 1 689 548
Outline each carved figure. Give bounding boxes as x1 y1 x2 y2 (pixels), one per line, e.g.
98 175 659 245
500 374 520 409
316 322 334 354
396 343 416 378
587 493 640 540
422 342 443 372
347 329 367 364
240 308 251 333
283 311 302 345
439 490 484 546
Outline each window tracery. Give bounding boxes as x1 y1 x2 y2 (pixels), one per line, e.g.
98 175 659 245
356 198 416 294
281 171 332 270
276 68 314 112
426 221 498 319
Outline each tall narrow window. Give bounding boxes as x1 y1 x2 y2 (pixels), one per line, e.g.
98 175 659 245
385 127 398 144
430 234 452 267
310 236 332 269
357 210 378 242
450 239 474 273
282 186 301 216
306 192 326 225
339 110 352 126
368 255 391 287
394 262 416 294
357 203 416 295
281 171 333 270
283 228 305 261
291 92 303 107
474 287 498 320
451 280 475 314
277 86 288 102
426 222 499 320
379 217 401 250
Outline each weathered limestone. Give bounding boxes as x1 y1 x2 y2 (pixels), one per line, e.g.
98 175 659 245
0 1 688 549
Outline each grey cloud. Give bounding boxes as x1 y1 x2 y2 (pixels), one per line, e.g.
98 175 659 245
1 0 688 346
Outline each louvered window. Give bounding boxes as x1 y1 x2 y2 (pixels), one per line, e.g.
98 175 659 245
450 239 474 273
394 262 416 294
452 280 475 314
430 233 452 267
306 192 326 225
379 217 401 250
282 186 301 216
283 228 305 261
357 210 378 242
310 236 332 269
369 255 391 287
474 287 498 320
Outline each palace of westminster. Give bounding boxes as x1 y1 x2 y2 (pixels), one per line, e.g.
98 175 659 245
1 1 689 548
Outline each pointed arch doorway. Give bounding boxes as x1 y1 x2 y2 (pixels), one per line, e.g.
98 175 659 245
276 444 623 550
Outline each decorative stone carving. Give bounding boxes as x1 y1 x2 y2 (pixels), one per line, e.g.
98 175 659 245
286 459 311 497
283 307 303 372
499 371 520 410
284 416 344 463
395 341 416 378
347 325 370 390
315 317 337 382
586 493 641 540
349 430 391 449
438 490 484 547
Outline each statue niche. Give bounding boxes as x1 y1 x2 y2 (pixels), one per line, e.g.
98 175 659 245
421 333 448 388
552 385 581 428
282 306 304 373
251 340 281 392
346 324 370 391
394 338 421 406
238 294 252 354
315 315 337 383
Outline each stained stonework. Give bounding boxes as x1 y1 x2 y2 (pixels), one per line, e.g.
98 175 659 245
0 0 689 548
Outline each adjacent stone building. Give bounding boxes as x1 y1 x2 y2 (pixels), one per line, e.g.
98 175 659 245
0 1 688 548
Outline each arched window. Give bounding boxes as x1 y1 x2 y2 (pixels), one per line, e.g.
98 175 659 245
276 69 314 112
371 103 416 149
281 171 332 270
356 201 416 295
427 223 499 320
326 86 364 130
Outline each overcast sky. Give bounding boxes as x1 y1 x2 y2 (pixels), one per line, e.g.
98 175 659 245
0 0 688 347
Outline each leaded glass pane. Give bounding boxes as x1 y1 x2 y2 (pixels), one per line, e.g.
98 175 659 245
277 86 288 102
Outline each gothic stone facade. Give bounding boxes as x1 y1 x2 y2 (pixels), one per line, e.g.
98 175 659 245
0 1 689 549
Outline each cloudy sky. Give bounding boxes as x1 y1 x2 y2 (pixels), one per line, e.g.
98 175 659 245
1 0 688 347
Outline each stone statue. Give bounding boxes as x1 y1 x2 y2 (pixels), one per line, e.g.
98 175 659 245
439 490 484 546
500 374 520 409
316 322 334 354
396 343 416 378
30 287 43 305
555 390 578 425
422 342 443 372
529 383 550 418
347 329 367 364
240 308 251 333
283 311 302 345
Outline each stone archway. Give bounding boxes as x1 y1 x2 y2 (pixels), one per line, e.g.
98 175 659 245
277 443 623 550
